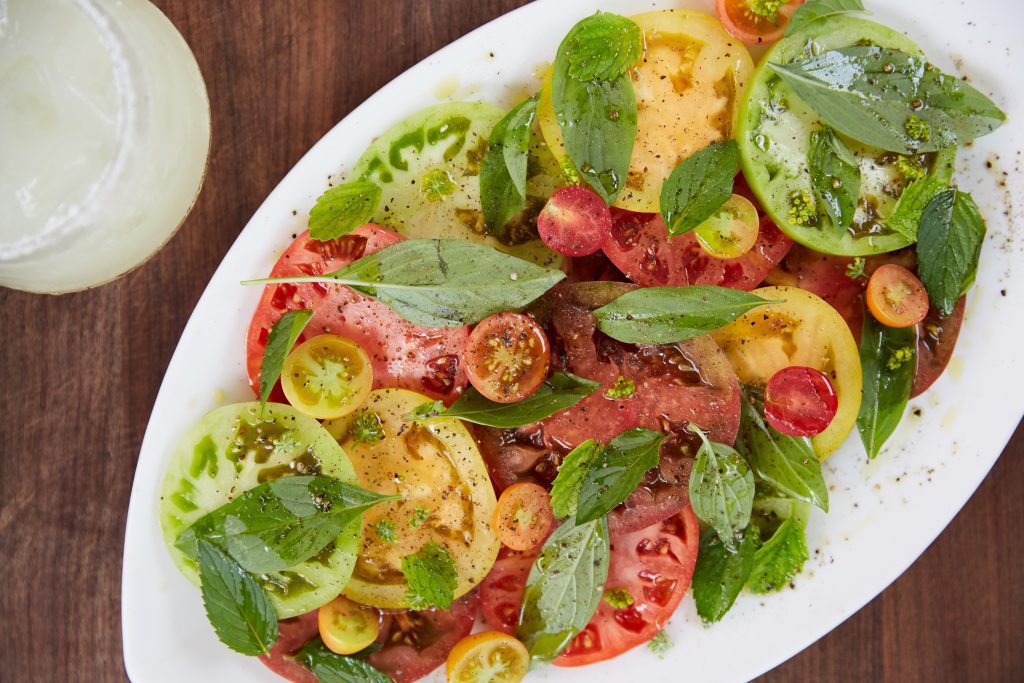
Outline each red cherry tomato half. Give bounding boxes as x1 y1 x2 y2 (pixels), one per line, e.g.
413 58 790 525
715 0 805 46
764 366 839 437
537 186 613 257
464 312 551 403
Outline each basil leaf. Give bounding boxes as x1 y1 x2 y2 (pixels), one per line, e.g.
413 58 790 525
564 12 643 83
659 139 738 236
576 428 665 524
784 0 869 37
176 476 398 573
247 239 566 327
886 175 946 240
747 516 809 593
593 285 773 344
517 517 610 663
916 189 986 316
197 539 278 656
691 527 759 624
549 439 603 519
770 46 1006 154
309 180 381 241
402 542 458 609
259 309 313 407
296 638 393 683
688 425 755 552
736 387 829 512
481 96 538 232
857 314 916 459
808 127 860 231
432 371 599 428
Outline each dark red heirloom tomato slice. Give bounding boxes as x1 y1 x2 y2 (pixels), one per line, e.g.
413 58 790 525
245 225 469 403
464 313 551 403
479 546 538 635
537 186 613 257
555 508 700 667
764 366 839 437
716 0 805 46
259 611 320 683
603 208 792 291
913 295 966 398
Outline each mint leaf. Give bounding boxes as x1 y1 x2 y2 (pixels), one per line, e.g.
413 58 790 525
748 517 809 593
309 180 381 241
197 539 278 656
660 139 738 236
916 189 986 316
481 95 538 232
808 127 860 231
886 175 946 240
785 0 869 37
402 542 457 609
576 428 665 524
691 527 759 624
259 309 313 407
550 439 603 519
857 314 916 459
564 12 643 82
431 371 599 428
296 637 393 683
688 425 754 552
593 285 773 344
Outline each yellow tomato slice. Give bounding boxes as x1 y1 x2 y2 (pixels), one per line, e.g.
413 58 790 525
537 9 753 213
695 193 759 259
711 286 862 459
446 631 529 683
324 389 500 608
318 596 380 655
281 335 372 419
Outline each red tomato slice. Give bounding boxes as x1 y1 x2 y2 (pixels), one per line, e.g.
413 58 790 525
913 295 966 398
764 366 838 437
603 208 792 291
258 611 320 683
537 186 613 257
715 0 805 46
479 546 537 635
245 225 469 403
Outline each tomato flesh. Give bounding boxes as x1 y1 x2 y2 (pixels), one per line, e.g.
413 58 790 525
716 0 805 46
259 611 319 683
479 546 536 635
537 186 612 257
764 366 839 437
866 264 930 328
694 193 760 259
464 313 551 403
492 482 555 552
281 335 373 419
446 631 530 683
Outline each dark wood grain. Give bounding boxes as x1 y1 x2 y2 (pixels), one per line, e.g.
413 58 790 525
0 1 1020 681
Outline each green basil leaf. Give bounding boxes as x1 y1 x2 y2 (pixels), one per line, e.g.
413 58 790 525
517 517 610 663
432 371 599 428
659 139 738 236
691 526 759 624
564 12 643 82
769 46 1006 154
402 542 458 609
886 175 946 240
481 96 538 232
308 180 382 241
688 425 755 552
747 516 809 594
916 189 986 316
592 285 773 344
808 127 860 231
784 0 869 38
575 428 665 524
549 439 603 519
197 539 278 656
857 313 916 459
247 239 566 328
736 387 829 512
259 309 313 407
296 637 393 683
176 475 398 573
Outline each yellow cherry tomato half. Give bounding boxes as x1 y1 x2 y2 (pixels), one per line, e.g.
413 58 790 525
492 482 554 552
694 194 760 259
281 334 373 419
318 595 381 655
446 631 529 683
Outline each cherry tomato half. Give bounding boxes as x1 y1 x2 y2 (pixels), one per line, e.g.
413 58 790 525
537 186 613 257
764 366 838 437
464 313 551 403
866 264 930 328
695 193 760 259
281 334 373 419
715 0 805 46
492 482 555 552
318 596 381 655
446 631 529 683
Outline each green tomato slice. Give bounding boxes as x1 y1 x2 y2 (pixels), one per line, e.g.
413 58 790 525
736 16 955 256
159 402 361 618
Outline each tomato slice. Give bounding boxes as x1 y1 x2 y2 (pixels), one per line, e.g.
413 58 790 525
281 335 373 419
537 186 612 257
492 482 555 552
913 295 966 398
446 631 530 683
694 194 760 259
479 546 537 635
464 313 551 403
866 264 930 328
716 0 805 46
259 611 320 683
245 225 469 403
764 366 838 437
318 596 381 655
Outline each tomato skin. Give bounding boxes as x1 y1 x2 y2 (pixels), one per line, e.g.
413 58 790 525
764 366 839 437
913 295 966 397
537 186 612 257
492 482 555 552
866 264 930 328
716 0 805 46
464 313 551 403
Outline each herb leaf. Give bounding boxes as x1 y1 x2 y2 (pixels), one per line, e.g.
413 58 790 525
857 314 916 459
659 140 738 236
402 542 458 610
808 127 860 230
691 527 759 624
309 180 382 241
247 239 566 328
747 517 809 593
688 425 755 552
564 12 643 82
176 476 398 574
296 637 393 683
576 428 665 524
769 46 1006 154
886 175 946 240
916 189 986 316
259 309 313 407
481 96 538 232
593 285 773 344
784 0 869 37
550 439 603 519
517 517 610 663
197 539 278 656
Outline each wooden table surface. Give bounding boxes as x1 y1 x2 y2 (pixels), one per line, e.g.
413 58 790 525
1 1 1021 681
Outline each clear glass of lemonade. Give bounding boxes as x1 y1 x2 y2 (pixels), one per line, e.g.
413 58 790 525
0 0 211 293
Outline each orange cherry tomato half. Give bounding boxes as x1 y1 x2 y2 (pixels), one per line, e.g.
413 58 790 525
492 482 555 552
715 0 805 46
764 366 838 437
866 264 930 328
464 313 551 403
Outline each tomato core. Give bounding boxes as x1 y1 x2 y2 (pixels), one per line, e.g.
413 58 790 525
764 366 839 437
